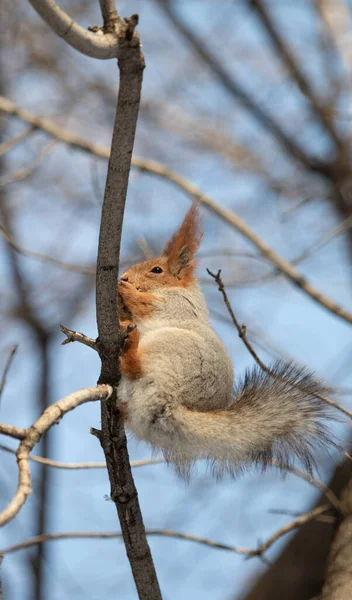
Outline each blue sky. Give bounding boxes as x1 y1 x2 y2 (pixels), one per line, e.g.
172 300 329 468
1 1 352 599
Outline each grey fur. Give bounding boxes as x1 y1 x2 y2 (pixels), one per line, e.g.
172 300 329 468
118 284 333 478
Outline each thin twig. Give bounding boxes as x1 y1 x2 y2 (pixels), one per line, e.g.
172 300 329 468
0 346 17 405
0 127 33 157
156 0 329 174
0 443 164 470
0 439 340 513
0 385 112 527
317 0 352 92
60 325 98 351
0 424 27 441
207 268 352 421
0 141 57 188
0 505 333 558
0 223 94 275
272 462 344 514
248 0 342 148
2 95 351 326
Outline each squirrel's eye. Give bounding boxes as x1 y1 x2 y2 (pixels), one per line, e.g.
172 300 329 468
151 266 163 274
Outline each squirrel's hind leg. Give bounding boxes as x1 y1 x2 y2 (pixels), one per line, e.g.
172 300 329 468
120 321 142 380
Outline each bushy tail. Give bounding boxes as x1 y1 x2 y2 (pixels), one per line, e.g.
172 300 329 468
172 361 334 477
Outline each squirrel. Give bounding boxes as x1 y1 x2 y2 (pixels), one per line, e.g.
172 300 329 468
117 203 332 478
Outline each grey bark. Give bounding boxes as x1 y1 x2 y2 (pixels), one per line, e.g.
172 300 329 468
241 460 352 600
94 14 162 600
321 478 352 600
0 554 3 600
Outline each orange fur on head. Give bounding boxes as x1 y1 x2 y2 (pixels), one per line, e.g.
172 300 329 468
163 203 202 281
119 203 202 298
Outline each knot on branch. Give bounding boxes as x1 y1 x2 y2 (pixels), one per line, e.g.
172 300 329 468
239 325 247 338
123 14 139 41
88 13 140 47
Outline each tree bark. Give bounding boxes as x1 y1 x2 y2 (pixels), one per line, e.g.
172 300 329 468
94 13 162 600
241 460 352 600
321 477 352 600
0 554 4 600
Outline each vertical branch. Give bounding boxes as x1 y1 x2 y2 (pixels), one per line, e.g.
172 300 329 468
95 9 162 600
33 338 51 600
0 79 51 598
0 554 3 600
99 0 119 30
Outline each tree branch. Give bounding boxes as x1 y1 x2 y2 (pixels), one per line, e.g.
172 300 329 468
321 477 352 600
2 96 351 325
59 325 98 350
0 223 94 275
84 4 162 598
99 0 120 30
0 505 334 559
207 269 352 421
27 0 138 59
248 0 343 149
317 0 352 90
0 424 27 441
0 127 33 157
0 346 17 405
0 554 3 600
0 443 164 470
0 385 112 527
155 0 330 174
272 462 344 514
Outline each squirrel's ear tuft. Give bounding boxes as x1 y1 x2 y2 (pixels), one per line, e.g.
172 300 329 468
163 203 203 277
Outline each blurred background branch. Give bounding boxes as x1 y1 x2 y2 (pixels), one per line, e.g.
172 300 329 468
1 1 352 599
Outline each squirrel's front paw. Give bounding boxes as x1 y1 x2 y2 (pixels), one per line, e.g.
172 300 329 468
118 280 138 301
120 320 139 351
118 281 140 319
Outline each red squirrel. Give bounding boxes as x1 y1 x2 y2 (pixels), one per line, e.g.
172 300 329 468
117 204 331 477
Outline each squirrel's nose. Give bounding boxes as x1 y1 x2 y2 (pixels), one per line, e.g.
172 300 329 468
120 274 128 282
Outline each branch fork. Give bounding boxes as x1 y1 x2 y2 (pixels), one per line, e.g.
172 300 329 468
28 0 141 59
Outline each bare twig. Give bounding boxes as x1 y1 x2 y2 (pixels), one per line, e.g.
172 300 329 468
248 0 342 148
2 96 351 325
0 223 94 275
318 0 352 89
60 325 97 351
207 268 352 420
290 215 352 265
250 505 335 556
202 214 352 288
0 127 33 156
0 346 17 405
273 462 344 514
0 95 112 159
0 385 112 527
155 0 329 174
0 443 164 470
0 140 57 187
0 424 27 441
0 505 334 558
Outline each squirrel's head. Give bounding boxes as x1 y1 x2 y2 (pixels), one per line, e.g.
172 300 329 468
119 203 203 292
